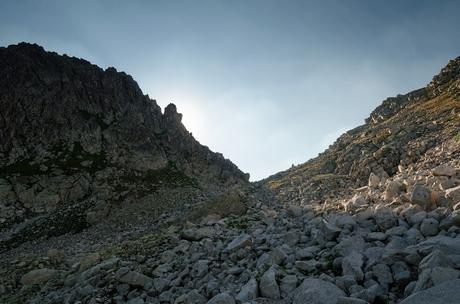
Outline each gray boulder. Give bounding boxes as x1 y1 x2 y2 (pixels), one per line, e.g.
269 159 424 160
236 278 258 302
224 233 252 252
116 268 153 288
206 293 235 304
342 251 364 281
293 278 346 304
259 267 280 300
400 279 460 304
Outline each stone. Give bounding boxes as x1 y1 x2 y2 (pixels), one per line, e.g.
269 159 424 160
345 195 368 212
47 249 65 263
260 267 280 300
280 275 298 293
337 297 369 304
293 278 346 304
430 266 460 285
368 173 381 188
351 283 384 303
420 218 439 236
372 264 393 286
116 269 153 288
400 279 460 304
296 246 318 259
206 292 235 304
334 236 366 257
21 268 58 285
342 251 364 281
432 165 456 177
181 227 216 241
269 247 288 265
320 219 341 241
176 290 208 304
439 210 460 230
295 260 321 273
193 260 209 278
411 185 432 210
236 278 258 302
79 252 101 271
417 236 460 255
286 205 303 217
366 232 387 242
409 211 427 226
374 206 397 230
392 261 411 285
224 233 252 252
445 185 460 204
385 181 403 202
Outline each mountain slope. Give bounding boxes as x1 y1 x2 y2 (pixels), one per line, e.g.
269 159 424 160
0 43 249 252
262 56 460 205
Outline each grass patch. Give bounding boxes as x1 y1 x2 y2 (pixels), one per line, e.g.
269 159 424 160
310 173 336 182
186 192 247 223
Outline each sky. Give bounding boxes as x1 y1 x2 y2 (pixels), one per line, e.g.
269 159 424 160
1 1 460 180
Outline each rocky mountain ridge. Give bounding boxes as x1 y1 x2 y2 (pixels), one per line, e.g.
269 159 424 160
263 55 460 205
0 42 249 253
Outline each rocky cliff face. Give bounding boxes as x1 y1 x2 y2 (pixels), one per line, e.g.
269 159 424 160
263 56 460 205
0 43 249 252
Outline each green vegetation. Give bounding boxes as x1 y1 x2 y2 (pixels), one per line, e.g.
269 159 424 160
310 173 336 182
0 142 107 177
102 230 176 259
185 192 247 223
120 161 198 190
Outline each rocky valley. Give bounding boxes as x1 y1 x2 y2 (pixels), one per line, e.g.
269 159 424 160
1 43 460 304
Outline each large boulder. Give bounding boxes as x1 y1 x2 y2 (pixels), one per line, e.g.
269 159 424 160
342 251 364 281
236 278 258 302
115 268 153 288
400 279 460 304
224 234 252 252
20 268 58 285
259 267 280 300
374 205 397 230
206 293 235 304
417 236 460 255
411 185 432 210
431 165 456 177
293 278 346 304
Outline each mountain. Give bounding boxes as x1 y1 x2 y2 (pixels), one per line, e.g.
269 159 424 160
0 43 249 253
262 56 460 205
2 43 460 304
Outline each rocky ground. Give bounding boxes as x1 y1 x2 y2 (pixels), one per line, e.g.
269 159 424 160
2 140 460 304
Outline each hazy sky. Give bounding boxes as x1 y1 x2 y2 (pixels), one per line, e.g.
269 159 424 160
1 1 460 180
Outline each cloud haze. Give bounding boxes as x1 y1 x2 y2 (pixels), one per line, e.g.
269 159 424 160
1 0 460 180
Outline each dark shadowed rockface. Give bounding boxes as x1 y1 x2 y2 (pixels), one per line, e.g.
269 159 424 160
0 43 249 252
